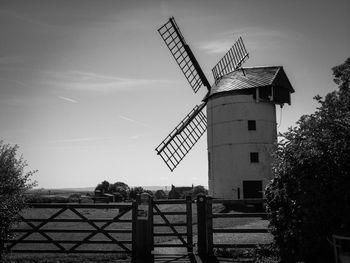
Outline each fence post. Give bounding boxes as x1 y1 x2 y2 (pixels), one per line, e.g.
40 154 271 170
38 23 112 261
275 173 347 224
197 194 208 257
186 195 193 253
132 194 153 263
206 196 213 257
148 195 154 253
131 200 138 260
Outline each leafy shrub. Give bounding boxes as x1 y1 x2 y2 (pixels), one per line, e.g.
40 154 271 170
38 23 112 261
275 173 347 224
154 190 166 200
192 185 207 197
108 182 129 201
95 181 130 201
266 58 350 263
0 142 36 259
128 187 144 200
214 245 278 263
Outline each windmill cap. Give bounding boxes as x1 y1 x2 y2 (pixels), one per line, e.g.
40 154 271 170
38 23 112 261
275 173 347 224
208 66 294 98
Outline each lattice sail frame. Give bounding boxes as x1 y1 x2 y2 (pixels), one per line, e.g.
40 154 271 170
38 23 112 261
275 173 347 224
155 103 207 171
212 36 249 83
156 18 250 171
158 17 211 93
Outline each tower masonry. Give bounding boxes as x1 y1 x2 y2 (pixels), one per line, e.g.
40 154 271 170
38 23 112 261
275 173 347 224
206 66 294 199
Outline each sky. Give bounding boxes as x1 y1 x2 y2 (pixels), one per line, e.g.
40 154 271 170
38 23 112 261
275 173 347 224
0 0 349 189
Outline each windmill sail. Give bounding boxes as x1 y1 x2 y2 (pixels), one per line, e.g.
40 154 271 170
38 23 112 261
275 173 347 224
212 37 249 83
158 17 211 93
155 103 207 171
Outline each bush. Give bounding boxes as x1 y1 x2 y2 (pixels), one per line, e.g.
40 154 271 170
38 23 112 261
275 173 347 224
192 185 207 197
266 58 350 262
154 190 166 200
113 192 124 202
95 181 130 201
128 187 144 200
0 142 36 259
214 245 279 263
108 182 129 201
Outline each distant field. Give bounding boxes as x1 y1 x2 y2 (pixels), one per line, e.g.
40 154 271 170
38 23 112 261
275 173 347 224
25 188 94 198
26 185 168 196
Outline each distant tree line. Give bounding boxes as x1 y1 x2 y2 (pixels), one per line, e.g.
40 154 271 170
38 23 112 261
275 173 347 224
94 180 153 201
94 180 207 200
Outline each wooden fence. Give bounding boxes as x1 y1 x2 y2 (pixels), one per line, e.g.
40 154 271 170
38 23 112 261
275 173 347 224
6 195 271 258
152 196 193 252
6 203 136 254
197 195 270 257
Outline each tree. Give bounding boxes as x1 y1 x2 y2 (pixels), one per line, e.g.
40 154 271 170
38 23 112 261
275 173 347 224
0 142 36 258
154 189 166 200
129 187 144 200
192 185 207 197
95 180 110 193
108 182 129 201
266 58 350 262
143 190 154 197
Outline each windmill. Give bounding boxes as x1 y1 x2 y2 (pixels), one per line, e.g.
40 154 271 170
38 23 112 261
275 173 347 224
155 17 294 199
155 17 249 171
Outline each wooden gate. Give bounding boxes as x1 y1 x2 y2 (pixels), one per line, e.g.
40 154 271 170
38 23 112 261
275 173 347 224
152 196 193 253
196 195 270 257
6 203 135 254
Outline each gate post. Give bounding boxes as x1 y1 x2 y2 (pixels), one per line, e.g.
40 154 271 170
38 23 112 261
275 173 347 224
132 193 153 263
207 196 213 257
197 194 208 257
131 199 138 258
186 195 193 253
197 195 213 259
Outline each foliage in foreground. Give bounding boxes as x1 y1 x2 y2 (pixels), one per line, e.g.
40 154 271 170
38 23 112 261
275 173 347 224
7 254 128 263
214 244 279 263
0 142 36 259
266 58 350 262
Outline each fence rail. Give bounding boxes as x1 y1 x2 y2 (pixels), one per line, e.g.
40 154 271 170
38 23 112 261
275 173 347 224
6 195 271 258
6 202 134 254
152 196 193 252
197 195 271 257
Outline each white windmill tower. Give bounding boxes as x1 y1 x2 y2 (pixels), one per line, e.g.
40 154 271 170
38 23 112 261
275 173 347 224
155 17 294 199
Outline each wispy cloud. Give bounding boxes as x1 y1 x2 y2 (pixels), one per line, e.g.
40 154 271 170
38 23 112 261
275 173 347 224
0 56 29 66
0 77 26 87
0 9 54 28
49 137 111 143
58 96 78 103
129 135 140 140
197 39 233 54
119 115 149 127
233 27 294 39
39 70 170 92
198 27 302 54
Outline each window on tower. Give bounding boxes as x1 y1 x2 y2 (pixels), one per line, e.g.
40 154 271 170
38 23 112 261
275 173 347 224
248 120 256 130
250 152 259 163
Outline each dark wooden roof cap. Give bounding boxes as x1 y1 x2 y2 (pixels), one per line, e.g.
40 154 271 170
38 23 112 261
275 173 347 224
209 66 294 98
